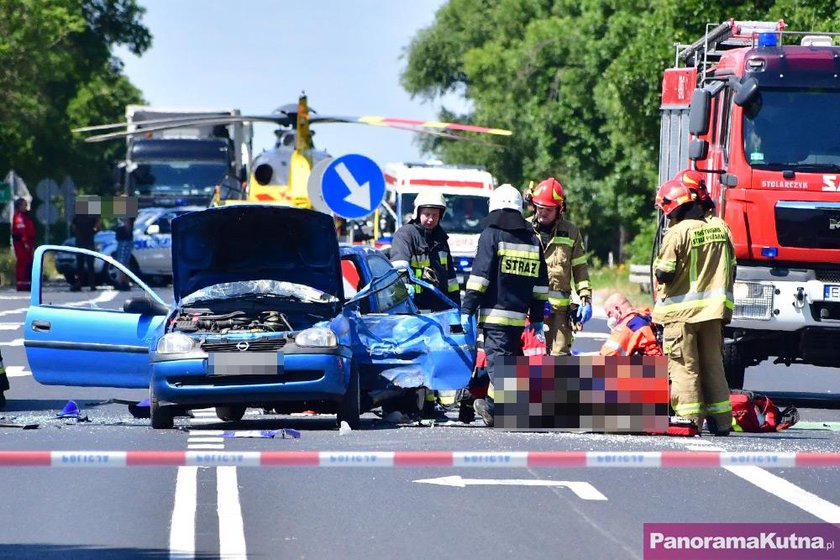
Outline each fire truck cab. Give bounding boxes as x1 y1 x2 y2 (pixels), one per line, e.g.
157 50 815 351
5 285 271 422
659 20 840 388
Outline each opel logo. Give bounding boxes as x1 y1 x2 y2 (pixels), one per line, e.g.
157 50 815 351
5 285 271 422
236 341 250 352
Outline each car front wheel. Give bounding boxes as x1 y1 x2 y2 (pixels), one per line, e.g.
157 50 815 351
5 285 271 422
216 405 246 422
150 386 175 429
336 363 360 429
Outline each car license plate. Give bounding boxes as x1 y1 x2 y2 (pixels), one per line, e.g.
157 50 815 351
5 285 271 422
208 352 284 376
824 285 840 302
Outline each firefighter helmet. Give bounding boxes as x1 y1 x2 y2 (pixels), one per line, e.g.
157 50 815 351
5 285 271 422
413 190 447 220
655 179 696 217
675 169 711 202
530 177 566 211
489 184 523 214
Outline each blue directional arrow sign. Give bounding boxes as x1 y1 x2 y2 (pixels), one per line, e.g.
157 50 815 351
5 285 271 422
321 154 385 220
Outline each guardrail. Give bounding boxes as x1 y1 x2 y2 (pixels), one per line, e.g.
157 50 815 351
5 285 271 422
629 263 651 293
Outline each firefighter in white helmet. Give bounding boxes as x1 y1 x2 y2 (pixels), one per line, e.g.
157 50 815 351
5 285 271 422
390 190 461 311
461 184 549 426
389 190 461 420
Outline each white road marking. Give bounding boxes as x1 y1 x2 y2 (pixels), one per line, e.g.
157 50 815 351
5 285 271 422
170 466 197 559
679 440 840 523
0 323 20 330
187 444 225 450
0 307 29 318
724 465 840 523
186 437 225 444
217 466 248 559
414 475 608 500
2 339 24 347
4 366 30 377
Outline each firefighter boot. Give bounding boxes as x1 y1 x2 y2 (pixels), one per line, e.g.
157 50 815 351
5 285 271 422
474 397 494 427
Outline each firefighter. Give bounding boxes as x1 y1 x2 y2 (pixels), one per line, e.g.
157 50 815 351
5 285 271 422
461 184 549 426
390 190 460 312
11 198 36 291
600 292 662 357
528 177 592 355
389 190 460 419
652 178 736 435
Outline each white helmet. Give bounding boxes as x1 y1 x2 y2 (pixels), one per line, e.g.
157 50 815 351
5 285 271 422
413 190 447 220
489 184 523 214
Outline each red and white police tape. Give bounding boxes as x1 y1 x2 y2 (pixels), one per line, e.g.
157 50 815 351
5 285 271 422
0 451 838 468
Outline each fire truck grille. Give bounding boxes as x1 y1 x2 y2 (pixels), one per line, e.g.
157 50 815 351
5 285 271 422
815 270 840 283
776 203 840 250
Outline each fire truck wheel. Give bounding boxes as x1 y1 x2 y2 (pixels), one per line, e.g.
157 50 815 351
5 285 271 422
723 339 746 390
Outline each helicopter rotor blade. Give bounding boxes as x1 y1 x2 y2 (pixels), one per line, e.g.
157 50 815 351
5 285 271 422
79 115 293 142
309 115 511 136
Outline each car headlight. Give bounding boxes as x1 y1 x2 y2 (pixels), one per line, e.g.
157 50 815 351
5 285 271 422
295 327 337 348
156 333 196 354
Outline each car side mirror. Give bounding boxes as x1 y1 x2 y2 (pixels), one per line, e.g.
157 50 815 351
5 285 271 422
146 224 160 235
123 296 168 316
688 89 710 136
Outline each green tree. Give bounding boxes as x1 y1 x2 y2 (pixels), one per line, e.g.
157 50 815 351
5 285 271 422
402 0 840 262
0 0 150 194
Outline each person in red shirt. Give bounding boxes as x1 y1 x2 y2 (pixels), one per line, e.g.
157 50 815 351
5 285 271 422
11 198 36 291
600 292 663 356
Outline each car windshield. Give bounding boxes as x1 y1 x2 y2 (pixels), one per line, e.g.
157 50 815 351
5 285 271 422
400 193 488 233
743 88 840 172
182 279 339 305
131 160 228 196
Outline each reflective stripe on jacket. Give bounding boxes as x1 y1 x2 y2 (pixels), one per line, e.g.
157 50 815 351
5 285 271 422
652 218 735 324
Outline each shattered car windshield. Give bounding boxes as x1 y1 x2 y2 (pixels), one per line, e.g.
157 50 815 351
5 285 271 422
182 279 339 305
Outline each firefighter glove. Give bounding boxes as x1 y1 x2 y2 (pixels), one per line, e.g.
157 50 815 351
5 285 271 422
575 303 592 325
421 266 439 285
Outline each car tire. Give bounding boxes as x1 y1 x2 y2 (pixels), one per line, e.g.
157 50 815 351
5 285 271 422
724 339 746 390
336 363 360 429
216 405 246 422
150 386 175 429
63 272 76 286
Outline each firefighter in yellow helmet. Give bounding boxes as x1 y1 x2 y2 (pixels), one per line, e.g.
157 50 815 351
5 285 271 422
528 178 592 355
652 175 736 435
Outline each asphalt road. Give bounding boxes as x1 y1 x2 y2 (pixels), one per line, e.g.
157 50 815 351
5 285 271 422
0 284 838 559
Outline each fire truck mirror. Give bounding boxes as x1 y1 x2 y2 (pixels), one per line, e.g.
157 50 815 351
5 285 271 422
688 89 710 136
688 138 708 161
734 77 759 107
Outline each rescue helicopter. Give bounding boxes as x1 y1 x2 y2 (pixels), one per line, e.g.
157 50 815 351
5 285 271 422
73 94 511 211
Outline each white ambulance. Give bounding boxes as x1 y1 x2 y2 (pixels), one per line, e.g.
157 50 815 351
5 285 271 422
375 162 496 287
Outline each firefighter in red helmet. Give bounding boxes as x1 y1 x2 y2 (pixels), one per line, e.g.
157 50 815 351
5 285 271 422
652 176 736 435
528 177 592 355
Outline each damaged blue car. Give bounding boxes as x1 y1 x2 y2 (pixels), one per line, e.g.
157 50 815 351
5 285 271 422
24 205 476 429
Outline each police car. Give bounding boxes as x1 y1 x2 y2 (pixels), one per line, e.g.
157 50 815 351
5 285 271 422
55 206 203 286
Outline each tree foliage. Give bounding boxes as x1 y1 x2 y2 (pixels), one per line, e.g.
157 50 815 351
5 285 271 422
402 0 840 261
0 0 150 193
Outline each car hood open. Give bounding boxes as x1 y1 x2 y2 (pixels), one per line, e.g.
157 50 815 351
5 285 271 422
172 205 342 303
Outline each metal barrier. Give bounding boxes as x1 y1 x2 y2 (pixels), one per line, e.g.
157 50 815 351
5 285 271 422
629 263 651 293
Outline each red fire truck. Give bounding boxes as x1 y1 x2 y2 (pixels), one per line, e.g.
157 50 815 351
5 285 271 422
658 20 840 388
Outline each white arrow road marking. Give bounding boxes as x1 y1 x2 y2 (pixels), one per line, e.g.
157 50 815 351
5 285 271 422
414 475 608 500
335 162 371 211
